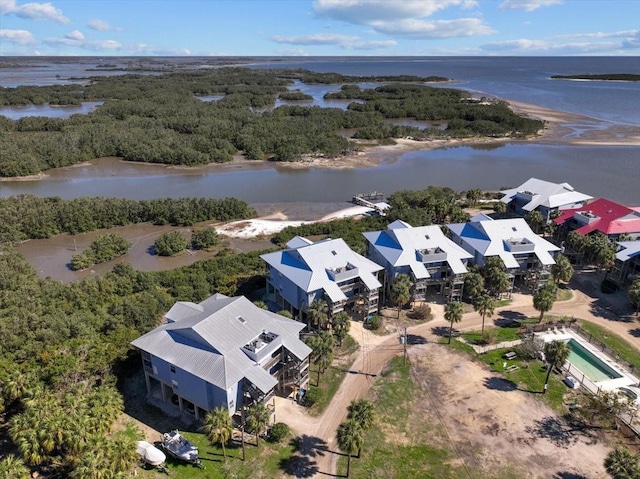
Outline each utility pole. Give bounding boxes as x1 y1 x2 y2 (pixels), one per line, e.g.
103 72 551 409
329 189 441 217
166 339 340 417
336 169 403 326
403 327 407 366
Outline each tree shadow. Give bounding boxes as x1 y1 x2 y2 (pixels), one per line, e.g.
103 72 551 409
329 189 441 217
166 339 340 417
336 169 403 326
525 416 580 448
628 328 640 338
589 298 633 322
483 376 517 392
147 244 157 256
293 435 329 458
279 455 319 478
406 334 428 345
553 472 589 479
496 310 528 322
431 326 455 337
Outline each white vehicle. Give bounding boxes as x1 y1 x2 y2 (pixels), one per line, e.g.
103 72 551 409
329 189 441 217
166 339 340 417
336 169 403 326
563 376 579 389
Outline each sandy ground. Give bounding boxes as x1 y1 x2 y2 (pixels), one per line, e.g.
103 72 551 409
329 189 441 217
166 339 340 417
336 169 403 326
275 277 639 479
215 204 383 238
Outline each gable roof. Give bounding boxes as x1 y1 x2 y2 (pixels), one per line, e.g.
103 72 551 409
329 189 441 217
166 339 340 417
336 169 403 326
553 198 640 236
261 237 383 303
363 222 472 277
615 240 640 262
131 295 311 394
500 178 592 211
447 217 560 268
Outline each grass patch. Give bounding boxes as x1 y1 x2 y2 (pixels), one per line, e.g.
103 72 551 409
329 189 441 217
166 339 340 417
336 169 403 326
137 430 295 479
556 285 573 302
305 335 358 416
578 321 640 371
461 327 521 345
477 348 567 412
337 357 466 479
337 355 535 478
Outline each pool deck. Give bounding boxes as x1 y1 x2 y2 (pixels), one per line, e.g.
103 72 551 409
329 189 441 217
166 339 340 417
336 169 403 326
537 327 639 392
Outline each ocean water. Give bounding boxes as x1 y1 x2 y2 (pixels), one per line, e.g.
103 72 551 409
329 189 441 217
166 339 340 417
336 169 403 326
1 56 638 204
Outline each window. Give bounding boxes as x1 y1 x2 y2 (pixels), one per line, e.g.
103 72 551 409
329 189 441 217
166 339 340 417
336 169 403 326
237 316 246 324
331 250 337 256
170 365 176 373
171 379 179 391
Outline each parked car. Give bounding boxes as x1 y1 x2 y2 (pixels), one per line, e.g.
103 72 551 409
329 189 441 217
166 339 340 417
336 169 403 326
563 376 579 389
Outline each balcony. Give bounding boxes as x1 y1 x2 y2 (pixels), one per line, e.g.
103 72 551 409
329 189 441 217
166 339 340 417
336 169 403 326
573 210 599 225
327 263 359 282
416 247 447 263
504 238 535 253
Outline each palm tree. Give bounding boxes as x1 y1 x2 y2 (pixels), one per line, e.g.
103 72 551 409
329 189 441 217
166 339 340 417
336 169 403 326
474 294 495 335
465 188 482 207
493 201 507 218
203 407 233 460
525 210 545 234
444 301 465 344
307 299 329 331
106 423 139 475
347 399 375 457
604 446 640 479
0 454 30 479
533 282 557 322
336 419 363 478
390 274 411 319
463 271 485 300
542 340 570 394
245 402 271 448
482 257 511 298
550 253 573 284
331 312 351 346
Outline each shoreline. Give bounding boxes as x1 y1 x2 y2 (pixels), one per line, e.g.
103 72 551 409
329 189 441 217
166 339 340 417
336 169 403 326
2 98 639 182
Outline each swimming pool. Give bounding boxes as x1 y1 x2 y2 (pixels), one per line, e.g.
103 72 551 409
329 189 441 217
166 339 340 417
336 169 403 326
566 339 623 382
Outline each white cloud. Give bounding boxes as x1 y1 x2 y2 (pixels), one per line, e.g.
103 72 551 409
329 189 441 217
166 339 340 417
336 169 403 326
0 0 69 23
271 33 396 51
88 19 119 31
371 18 494 38
273 47 310 56
65 29 84 41
130 43 191 55
314 0 477 23
312 0 490 40
44 31 122 51
271 33 359 45
556 30 638 40
499 0 562 12
481 36 639 55
0 28 36 45
347 40 397 50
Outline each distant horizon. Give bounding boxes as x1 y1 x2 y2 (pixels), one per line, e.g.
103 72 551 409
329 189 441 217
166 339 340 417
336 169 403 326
1 0 638 57
2 54 639 59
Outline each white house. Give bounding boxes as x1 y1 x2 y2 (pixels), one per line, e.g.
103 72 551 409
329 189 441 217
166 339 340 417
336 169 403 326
363 220 472 302
261 236 383 319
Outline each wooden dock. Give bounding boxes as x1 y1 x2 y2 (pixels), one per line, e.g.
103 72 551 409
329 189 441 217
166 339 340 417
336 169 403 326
352 192 387 216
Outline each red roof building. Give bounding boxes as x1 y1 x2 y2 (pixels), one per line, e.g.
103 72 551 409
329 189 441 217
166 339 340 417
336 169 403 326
554 198 640 237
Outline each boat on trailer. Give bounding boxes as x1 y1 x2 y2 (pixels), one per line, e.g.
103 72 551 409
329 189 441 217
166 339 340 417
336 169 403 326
136 440 168 471
159 430 204 468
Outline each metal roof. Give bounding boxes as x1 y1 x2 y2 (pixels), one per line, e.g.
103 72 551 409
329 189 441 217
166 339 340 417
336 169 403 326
616 240 640 262
447 217 560 267
500 178 592 211
261 237 383 302
554 198 640 236
363 222 472 277
131 295 311 394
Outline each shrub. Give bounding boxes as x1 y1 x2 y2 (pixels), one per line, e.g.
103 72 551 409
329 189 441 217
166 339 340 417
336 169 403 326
303 387 323 407
191 227 220 250
410 305 433 320
268 422 291 443
367 315 382 331
482 328 497 345
154 231 187 256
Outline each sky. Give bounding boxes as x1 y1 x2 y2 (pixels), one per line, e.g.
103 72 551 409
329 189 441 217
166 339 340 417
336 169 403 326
1 0 639 57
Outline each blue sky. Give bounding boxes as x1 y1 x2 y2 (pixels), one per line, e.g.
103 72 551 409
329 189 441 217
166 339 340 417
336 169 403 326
1 0 638 56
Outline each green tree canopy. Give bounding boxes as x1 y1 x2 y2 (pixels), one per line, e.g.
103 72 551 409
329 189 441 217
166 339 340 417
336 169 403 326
444 301 465 344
